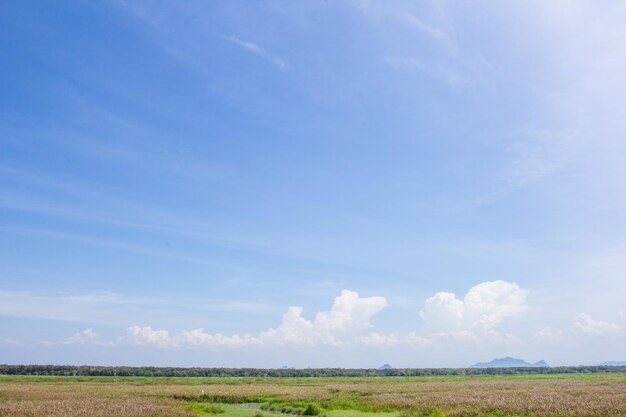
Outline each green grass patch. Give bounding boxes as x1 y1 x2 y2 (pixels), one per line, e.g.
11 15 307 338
190 404 226 414
192 403 406 417
326 410 400 417
190 403 263 417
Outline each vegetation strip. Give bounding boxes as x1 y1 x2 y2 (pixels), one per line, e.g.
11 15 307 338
1 364 625 377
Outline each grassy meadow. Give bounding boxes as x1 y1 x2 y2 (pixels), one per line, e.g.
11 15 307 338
1 373 625 417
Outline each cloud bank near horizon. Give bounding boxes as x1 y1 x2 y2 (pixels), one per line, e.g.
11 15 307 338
13 282 619 353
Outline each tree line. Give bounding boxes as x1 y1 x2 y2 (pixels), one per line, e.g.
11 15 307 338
0 364 624 377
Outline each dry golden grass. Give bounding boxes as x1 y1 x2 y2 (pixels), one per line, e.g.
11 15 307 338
1 374 625 416
0 397 192 417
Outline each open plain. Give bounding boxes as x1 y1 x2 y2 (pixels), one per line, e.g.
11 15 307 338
1 373 625 417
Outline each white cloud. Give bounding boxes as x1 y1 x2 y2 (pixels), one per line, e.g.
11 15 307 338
126 325 173 348
44 328 112 347
258 306 318 346
420 280 527 342
64 328 99 344
125 290 387 349
357 332 398 347
177 329 261 348
313 290 388 336
463 280 527 329
420 291 464 329
257 289 387 347
125 326 262 349
573 313 620 336
56 285 529 350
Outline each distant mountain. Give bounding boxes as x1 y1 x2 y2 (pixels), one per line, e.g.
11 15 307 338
600 361 626 366
471 357 549 368
379 364 393 370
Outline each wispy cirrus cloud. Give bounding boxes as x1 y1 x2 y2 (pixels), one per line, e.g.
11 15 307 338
226 35 287 70
356 2 446 41
0 289 274 329
0 290 159 326
397 12 446 42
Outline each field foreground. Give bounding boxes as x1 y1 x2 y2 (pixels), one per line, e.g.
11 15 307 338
1 373 625 417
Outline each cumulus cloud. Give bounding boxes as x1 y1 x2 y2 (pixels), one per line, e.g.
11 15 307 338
126 325 174 348
125 290 387 349
420 291 464 329
257 289 387 347
573 313 620 336
312 290 388 338
420 280 527 342
463 281 527 328
257 306 316 346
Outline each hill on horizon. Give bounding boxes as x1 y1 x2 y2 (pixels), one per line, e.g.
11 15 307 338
600 361 626 366
471 357 549 368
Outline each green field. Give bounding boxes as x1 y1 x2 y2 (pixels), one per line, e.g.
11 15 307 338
1 373 625 416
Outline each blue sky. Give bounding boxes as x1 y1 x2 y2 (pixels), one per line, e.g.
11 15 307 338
1 0 625 367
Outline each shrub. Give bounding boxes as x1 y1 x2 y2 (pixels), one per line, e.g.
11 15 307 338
303 404 321 416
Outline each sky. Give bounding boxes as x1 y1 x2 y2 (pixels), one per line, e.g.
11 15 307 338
1 0 625 368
